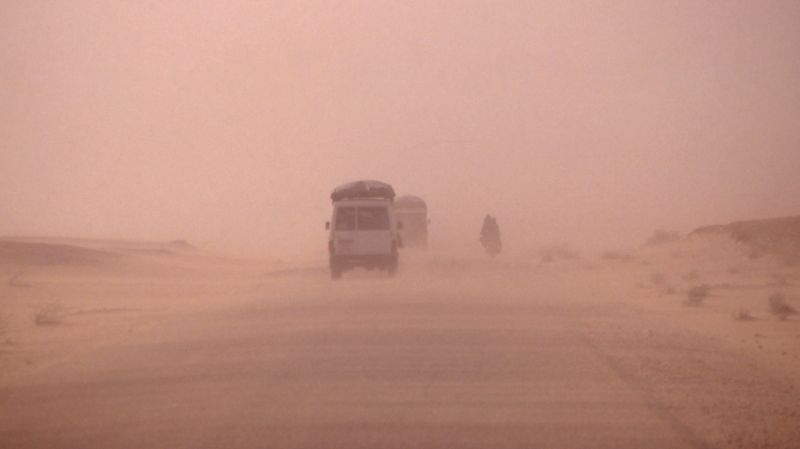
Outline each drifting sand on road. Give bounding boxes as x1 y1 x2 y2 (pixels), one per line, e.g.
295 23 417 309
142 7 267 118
587 232 800 448
0 237 274 383
1 235 799 448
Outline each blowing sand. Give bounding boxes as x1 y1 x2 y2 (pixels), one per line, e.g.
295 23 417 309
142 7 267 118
1 236 799 448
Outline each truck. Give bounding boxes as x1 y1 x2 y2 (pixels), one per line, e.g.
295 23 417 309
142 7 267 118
394 195 429 249
326 180 401 279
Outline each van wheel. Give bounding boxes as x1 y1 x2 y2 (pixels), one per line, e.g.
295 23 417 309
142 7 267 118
387 244 399 277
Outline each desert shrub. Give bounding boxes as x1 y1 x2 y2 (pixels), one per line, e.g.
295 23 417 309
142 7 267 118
539 245 580 262
768 293 796 320
34 304 64 326
684 284 710 306
748 249 763 259
733 309 755 321
644 230 682 247
650 272 667 285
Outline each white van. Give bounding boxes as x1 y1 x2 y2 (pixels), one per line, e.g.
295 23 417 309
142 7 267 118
326 181 401 279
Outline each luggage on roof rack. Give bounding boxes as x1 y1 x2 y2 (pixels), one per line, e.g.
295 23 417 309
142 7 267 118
331 180 395 201
394 195 427 210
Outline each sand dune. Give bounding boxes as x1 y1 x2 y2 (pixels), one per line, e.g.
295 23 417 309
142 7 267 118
692 215 800 263
0 240 119 266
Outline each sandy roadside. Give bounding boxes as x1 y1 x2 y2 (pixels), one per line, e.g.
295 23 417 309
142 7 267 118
2 238 799 448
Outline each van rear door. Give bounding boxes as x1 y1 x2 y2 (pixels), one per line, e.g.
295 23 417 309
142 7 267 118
332 206 357 255
355 206 392 255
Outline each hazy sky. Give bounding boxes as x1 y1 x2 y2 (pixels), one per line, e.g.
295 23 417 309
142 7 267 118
2 1 799 255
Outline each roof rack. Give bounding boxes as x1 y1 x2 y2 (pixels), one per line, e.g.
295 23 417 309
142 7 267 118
331 180 395 202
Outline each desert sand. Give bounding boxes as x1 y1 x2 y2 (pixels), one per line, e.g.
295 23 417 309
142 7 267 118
4 2 799 447
1 230 798 449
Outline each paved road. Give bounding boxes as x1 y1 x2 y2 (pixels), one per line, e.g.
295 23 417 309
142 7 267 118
0 265 720 449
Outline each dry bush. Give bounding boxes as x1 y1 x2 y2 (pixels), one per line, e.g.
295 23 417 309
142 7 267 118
733 309 755 321
539 245 580 263
748 249 763 259
643 273 676 294
683 285 710 306
650 272 667 285
34 304 64 326
768 293 796 320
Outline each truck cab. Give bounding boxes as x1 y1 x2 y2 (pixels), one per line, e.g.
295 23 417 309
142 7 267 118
327 181 400 279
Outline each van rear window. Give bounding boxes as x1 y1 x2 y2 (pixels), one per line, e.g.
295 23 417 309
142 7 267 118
334 207 356 230
357 207 390 230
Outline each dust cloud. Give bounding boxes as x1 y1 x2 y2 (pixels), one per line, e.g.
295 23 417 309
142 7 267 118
2 1 799 256
2 2 800 449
